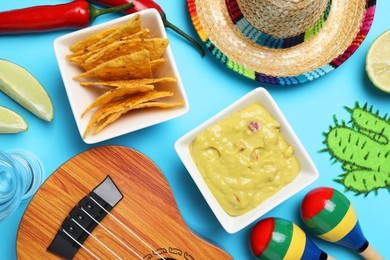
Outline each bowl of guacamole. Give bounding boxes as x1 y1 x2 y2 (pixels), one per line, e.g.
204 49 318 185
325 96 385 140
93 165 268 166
175 87 318 234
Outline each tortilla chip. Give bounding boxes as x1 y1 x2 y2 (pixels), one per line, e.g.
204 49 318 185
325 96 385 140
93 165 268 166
73 50 152 80
92 113 122 135
79 77 177 89
67 28 151 64
69 25 121 53
132 101 185 109
67 48 101 64
86 15 142 52
119 28 150 41
83 90 173 138
93 101 184 135
82 38 169 70
81 85 154 117
99 90 173 119
151 58 165 70
94 101 183 135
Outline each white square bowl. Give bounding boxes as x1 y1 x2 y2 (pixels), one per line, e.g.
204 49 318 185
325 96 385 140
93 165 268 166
54 9 189 144
174 87 319 234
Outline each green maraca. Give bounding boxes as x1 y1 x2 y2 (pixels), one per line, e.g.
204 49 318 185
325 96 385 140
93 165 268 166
301 187 383 259
250 217 334 260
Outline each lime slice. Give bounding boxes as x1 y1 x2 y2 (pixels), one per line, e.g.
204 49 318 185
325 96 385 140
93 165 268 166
366 29 390 93
0 59 54 121
0 106 28 133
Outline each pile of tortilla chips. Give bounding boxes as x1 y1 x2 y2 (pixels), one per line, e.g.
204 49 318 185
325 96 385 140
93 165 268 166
67 14 184 138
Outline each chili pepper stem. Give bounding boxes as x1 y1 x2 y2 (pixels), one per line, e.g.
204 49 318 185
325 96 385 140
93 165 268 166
160 12 205 57
88 2 134 22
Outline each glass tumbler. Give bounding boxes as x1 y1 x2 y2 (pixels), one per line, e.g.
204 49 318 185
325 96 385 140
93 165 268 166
0 149 43 220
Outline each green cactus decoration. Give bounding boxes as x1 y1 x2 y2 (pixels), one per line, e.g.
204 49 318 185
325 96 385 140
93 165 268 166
321 102 390 196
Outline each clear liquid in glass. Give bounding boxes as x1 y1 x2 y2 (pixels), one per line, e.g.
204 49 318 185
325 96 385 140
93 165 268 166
0 149 43 220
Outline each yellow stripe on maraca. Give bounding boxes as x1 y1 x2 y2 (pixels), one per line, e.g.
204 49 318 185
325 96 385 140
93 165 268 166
284 223 306 259
319 203 358 242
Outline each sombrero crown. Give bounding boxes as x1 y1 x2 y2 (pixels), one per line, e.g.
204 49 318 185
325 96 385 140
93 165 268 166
227 0 331 48
188 0 376 85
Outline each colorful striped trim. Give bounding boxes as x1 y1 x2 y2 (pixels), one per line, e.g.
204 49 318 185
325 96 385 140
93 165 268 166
330 0 376 68
187 0 376 85
225 0 332 49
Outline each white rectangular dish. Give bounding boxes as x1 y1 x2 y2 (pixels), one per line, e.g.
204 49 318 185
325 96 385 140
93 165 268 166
175 87 318 233
54 9 189 144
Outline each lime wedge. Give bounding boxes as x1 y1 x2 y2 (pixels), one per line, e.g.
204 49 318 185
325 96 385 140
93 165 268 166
366 29 390 93
0 59 54 121
0 106 28 133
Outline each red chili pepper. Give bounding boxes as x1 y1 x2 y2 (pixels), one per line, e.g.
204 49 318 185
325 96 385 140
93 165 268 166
0 1 133 34
90 0 205 57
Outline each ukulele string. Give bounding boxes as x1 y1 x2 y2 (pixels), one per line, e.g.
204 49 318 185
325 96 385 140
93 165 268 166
61 229 101 260
71 217 123 260
81 207 144 260
89 196 167 260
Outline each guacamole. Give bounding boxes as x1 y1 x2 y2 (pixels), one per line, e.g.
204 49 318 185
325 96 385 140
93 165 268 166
190 103 299 216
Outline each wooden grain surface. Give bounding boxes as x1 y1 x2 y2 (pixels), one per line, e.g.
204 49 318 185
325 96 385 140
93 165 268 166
17 145 232 259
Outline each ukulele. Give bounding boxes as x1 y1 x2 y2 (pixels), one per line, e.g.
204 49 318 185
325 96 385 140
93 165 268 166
17 145 232 259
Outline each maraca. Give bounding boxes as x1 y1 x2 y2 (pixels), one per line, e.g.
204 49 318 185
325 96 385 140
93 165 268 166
250 217 334 260
301 187 383 259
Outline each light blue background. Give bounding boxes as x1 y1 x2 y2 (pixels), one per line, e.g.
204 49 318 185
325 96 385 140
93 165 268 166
0 0 389 259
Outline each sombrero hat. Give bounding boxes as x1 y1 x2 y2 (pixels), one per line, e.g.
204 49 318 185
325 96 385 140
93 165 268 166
187 0 376 85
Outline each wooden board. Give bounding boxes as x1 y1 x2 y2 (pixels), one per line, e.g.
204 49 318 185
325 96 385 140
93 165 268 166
17 145 232 259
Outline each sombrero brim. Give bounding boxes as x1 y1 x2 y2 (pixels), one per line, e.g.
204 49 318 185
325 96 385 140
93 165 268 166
187 0 376 85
